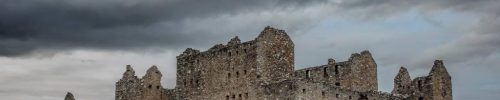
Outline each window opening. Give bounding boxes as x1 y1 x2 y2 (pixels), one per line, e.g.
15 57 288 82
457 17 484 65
324 67 328 77
305 70 311 78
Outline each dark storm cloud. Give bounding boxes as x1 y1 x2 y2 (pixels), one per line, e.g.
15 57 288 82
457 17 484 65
0 0 327 57
1 0 500 100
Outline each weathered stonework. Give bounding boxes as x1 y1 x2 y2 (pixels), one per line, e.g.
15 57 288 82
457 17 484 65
115 65 168 100
392 67 412 97
109 26 452 100
408 60 453 100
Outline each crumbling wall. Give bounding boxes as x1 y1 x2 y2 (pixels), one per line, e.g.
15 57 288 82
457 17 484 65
175 39 259 99
141 66 166 100
429 60 452 100
408 60 452 100
343 50 378 92
293 79 403 100
115 65 167 100
392 67 413 97
115 65 142 100
255 26 295 84
261 78 404 100
294 65 334 84
294 50 378 92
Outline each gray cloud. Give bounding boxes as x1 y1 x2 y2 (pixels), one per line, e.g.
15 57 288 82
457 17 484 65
0 0 327 57
2 0 500 100
333 0 500 67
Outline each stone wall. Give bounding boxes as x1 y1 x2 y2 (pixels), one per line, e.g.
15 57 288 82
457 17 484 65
294 50 378 92
115 65 167 100
261 78 404 100
408 60 452 100
392 67 413 97
110 26 452 100
115 65 142 100
255 26 295 84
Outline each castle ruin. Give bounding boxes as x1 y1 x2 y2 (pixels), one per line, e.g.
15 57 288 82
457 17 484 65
114 26 452 100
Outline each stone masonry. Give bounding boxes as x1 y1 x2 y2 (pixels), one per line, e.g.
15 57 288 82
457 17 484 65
115 65 168 100
109 26 452 100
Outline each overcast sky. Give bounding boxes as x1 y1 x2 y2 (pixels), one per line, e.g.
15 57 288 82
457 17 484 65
0 0 499 100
